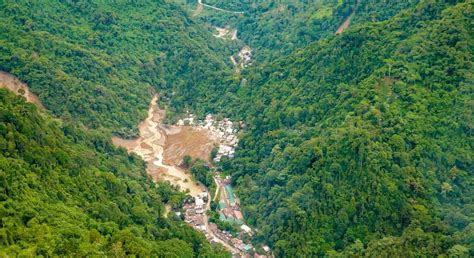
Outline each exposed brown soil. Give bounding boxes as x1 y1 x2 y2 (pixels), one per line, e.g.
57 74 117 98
164 127 215 166
112 137 138 150
0 71 44 107
193 0 203 16
336 1 359 34
335 14 353 34
112 95 217 196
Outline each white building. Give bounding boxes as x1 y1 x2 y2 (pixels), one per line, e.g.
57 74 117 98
195 197 204 209
240 224 252 234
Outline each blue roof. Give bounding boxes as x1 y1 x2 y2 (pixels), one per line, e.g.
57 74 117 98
225 185 235 203
219 213 226 221
219 201 227 209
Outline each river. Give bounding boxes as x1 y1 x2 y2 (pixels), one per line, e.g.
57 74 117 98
112 95 211 197
112 95 243 254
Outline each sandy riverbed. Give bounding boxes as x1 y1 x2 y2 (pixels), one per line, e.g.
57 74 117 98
112 96 216 197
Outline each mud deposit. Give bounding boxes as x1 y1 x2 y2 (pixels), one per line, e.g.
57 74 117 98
112 96 216 196
164 127 214 165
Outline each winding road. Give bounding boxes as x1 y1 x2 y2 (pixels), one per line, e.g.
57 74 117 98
195 0 245 15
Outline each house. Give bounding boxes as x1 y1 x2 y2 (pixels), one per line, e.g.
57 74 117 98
195 197 204 210
234 210 244 220
240 224 252 234
198 192 208 199
223 207 235 219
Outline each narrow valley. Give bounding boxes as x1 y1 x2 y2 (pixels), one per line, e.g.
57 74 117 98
112 96 265 256
1 1 472 257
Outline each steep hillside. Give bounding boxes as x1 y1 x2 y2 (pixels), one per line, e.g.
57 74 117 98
217 1 473 256
0 89 229 256
181 0 420 64
1 0 472 257
166 1 424 116
0 0 233 136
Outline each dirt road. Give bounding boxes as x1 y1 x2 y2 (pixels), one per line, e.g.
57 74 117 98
195 0 244 16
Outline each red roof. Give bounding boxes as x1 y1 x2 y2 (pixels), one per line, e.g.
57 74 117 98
234 210 244 220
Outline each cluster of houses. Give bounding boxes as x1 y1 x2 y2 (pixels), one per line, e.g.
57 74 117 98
219 195 245 224
216 176 259 239
175 114 241 163
200 115 240 162
237 46 252 68
182 191 257 255
176 113 195 126
183 192 208 232
180 176 272 257
209 222 254 253
217 176 244 223
232 238 253 253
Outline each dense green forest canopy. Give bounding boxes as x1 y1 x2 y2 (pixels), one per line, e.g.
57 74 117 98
176 0 421 64
0 89 229 256
0 0 235 136
213 1 473 256
167 1 428 118
1 0 473 257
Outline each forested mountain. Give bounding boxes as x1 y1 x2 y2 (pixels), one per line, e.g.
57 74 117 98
0 89 229 256
0 0 234 137
1 0 473 257
168 0 425 115
213 1 472 256
179 0 420 63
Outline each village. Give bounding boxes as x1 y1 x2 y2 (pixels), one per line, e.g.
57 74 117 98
177 114 242 162
179 173 271 257
174 114 271 257
172 114 271 257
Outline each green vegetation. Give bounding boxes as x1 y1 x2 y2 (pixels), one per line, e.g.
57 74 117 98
214 1 472 256
179 0 420 64
183 155 193 168
182 156 214 187
0 0 234 136
1 0 472 257
190 160 214 187
208 209 237 233
0 90 229 256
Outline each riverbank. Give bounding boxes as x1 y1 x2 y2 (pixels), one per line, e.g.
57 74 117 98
112 96 212 196
112 96 272 257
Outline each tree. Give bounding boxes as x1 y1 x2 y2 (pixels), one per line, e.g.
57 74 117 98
183 155 193 168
